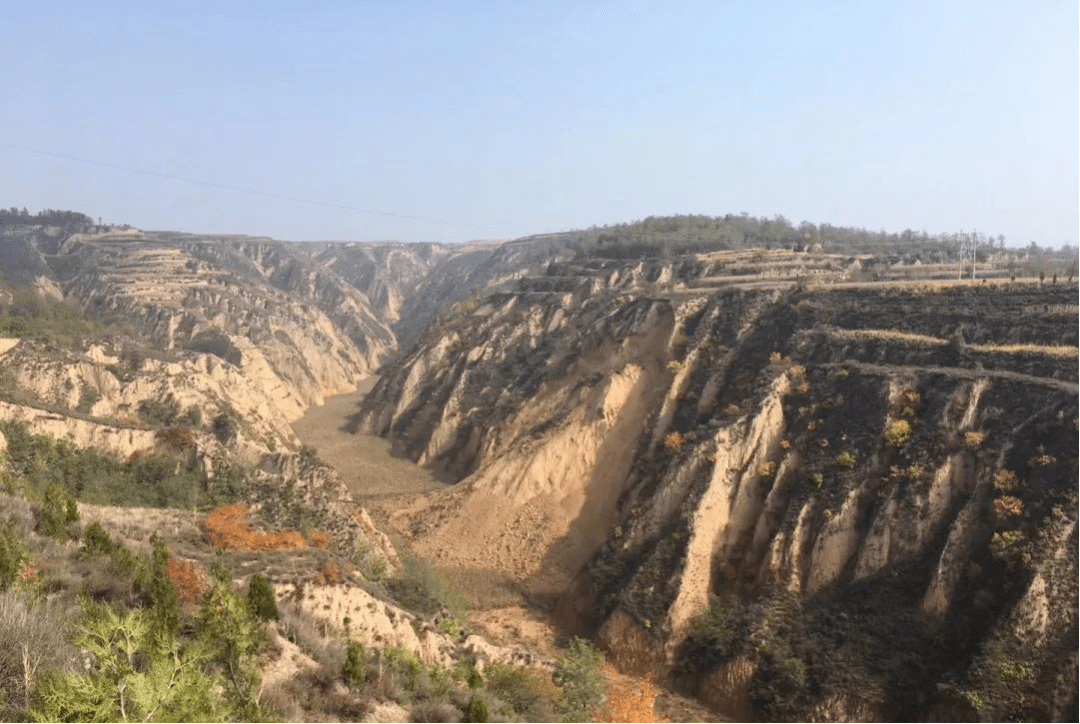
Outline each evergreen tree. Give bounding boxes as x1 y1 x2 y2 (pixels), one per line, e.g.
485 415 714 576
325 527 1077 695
197 563 266 719
246 572 278 622
31 600 222 722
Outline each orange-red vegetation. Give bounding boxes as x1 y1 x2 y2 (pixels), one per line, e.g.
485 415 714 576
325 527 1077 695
204 504 307 551
308 530 332 549
165 555 207 609
992 495 1024 521
19 562 38 583
317 559 341 585
594 664 661 723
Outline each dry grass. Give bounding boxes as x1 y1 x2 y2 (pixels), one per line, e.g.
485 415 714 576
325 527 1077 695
0 591 77 719
827 328 946 346
308 530 332 549
964 430 986 449
204 503 306 551
967 343 1079 358
164 555 207 610
663 431 684 454
316 559 341 585
78 504 201 549
594 663 661 723
992 496 1024 522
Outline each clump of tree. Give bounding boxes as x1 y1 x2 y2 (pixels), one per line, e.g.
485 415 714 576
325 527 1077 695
0 420 249 511
0 207 93 229
555 212 1022 261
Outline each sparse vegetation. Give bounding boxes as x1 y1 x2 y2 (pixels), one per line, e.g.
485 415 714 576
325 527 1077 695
386 552 466 623
964 430 985 449
552 637 605 721
0 290 102 346
663 431 684 454
884 419 911 446
1 215 1076 722
833 450 857 470
989 530 1031 569
992 469 1019 492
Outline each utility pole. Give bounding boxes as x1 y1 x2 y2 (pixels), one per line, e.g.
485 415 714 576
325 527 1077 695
958 229 964 280
971 228 977 280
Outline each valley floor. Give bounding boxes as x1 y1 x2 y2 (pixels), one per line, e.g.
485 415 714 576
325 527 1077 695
290 386 725 722
290 380 445 501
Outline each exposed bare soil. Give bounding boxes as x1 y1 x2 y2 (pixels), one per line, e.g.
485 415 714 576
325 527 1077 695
290 381 444 502
291 385 546 608
291 386 735 721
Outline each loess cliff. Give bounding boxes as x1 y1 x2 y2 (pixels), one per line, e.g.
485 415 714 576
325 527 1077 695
358 251 1079 720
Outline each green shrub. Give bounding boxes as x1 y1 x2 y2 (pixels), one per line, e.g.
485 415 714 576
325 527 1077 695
884 419 911 446
462 695 490 722
212 412 238 445
138 399 178 428
0 420 242 511
196 563 267 718
247 573 278 622
483 663 558 721
182 405 203 428
144 534 182 639
691 594 745 658
834 451 857 470
989 531 1032 569
35 484 78 541
0 523 29 592
342 641 366 688
553 637 605 722
387 553 464 619
80 521 116 557
32 599 223 723
382 648 423 695
75 386 99 414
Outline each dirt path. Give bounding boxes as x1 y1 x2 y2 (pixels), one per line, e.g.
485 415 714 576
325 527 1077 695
290 381 444 502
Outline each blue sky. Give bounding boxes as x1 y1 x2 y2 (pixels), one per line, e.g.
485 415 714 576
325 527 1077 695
2 1 1076 245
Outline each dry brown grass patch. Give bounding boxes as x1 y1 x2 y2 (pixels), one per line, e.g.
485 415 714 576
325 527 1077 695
316 560 341 586
164 555 207 610
992 496 1024 522
155 425 196 452
204 504 307 551
662 431 684 454
308 530 331 549
964 430 986 449
594 663 661 722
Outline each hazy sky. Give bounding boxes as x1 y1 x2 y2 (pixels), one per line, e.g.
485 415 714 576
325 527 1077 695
2 1 1077 245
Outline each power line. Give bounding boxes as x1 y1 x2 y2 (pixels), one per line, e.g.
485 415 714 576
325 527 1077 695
0 142 500 232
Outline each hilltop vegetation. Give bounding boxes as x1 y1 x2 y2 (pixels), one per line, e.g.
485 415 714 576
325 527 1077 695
510 212 1077 265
